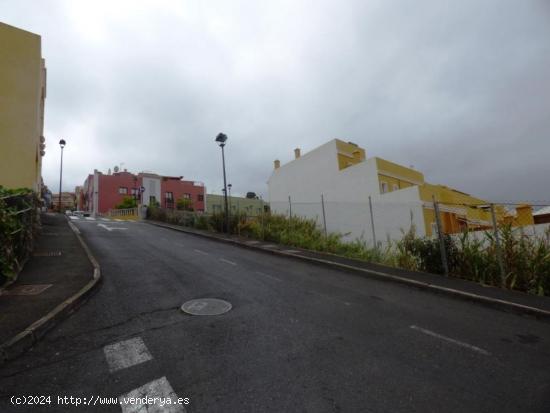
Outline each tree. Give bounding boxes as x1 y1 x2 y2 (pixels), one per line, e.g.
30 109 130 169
176 197 194 211
116 196 137 209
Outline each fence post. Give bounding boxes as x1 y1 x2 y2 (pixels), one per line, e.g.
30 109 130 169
490 203 506 287
288 195 292 239
368 195 377 249
261 209 265 241
321 194 327 239
433 195 449 277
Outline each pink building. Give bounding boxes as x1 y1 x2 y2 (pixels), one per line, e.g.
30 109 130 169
82 170 205 214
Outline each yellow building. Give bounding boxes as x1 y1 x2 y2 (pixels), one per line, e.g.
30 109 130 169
0 22 47 192
336 140 528 236
269 139 531 244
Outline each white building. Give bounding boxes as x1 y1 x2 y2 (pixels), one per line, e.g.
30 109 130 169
267 139 428 246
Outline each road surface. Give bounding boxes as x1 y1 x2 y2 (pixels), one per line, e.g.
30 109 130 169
1 217 549 412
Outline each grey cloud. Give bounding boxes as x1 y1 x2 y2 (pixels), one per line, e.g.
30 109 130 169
1 0 549 202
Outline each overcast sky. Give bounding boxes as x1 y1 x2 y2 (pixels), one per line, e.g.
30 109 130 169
2 0 549 202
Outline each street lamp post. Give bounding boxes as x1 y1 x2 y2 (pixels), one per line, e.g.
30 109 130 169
215 133 229 233
58 139 66 212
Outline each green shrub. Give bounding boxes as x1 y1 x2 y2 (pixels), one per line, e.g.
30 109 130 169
176 198 194 211
115 196 137 209
0 187 39 285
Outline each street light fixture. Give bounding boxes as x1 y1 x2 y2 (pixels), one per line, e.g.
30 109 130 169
215 133 229 232
58 139 66 212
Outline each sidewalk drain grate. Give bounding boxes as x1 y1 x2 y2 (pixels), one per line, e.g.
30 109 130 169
181 298 232 316
3 284 53 296
33 251 62 257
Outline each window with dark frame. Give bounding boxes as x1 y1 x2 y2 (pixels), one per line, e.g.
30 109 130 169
165 192 174 208
119 187 128 195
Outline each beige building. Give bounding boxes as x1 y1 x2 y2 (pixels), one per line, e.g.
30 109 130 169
0 22 47 192
52 192 76 211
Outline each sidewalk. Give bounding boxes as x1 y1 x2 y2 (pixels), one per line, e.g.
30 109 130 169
147 220 550 320
0 213 100 363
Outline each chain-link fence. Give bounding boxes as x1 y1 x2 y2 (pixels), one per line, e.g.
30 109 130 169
434 201 550 294
147 198 550 295
0 190 40 286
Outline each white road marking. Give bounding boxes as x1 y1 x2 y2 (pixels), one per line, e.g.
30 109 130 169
114 218 123 222
68 222 80 234
256 271 282 282
85 217 96 221
98 223 128 232
409 325 491 356
69 216 80 220
220 258 237 266
119 376 185 413
100 218 111 221
194 249 208 255
103 337 153 373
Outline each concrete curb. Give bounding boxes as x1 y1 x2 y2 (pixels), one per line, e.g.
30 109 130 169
0 218 102 364
146 220 550 321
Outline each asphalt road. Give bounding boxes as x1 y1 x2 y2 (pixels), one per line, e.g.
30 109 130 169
1 217 549 413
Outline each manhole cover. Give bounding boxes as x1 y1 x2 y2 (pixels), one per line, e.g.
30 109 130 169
181 298 232 316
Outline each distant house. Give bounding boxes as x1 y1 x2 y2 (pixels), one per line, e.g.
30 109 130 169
82 169 205 215
534 206 550 225
51 192 75 211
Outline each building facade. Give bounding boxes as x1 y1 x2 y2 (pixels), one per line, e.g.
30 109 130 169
268 139 518 245
0 22 47 192
206 194 268 217
51 192 76 211
82 170 205 215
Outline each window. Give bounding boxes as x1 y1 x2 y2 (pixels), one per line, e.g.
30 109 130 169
380 182 388 194
131 188 138 196
197 194 204 202
118 187 128 195
165 192 174 208
183 193 191 199
392 184 399 192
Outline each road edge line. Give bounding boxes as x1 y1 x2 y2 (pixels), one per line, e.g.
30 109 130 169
145 220 550 321
0 217 102 364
